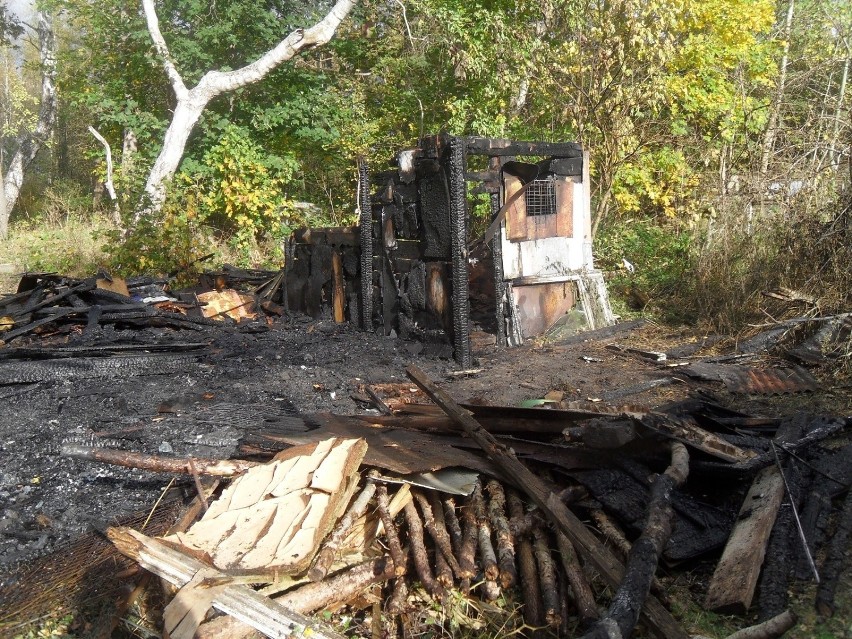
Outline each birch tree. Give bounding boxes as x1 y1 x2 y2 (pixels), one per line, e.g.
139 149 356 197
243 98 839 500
135 0 357 225
1 11 56 239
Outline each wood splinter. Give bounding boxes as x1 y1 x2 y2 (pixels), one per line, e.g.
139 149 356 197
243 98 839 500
309 473 378 581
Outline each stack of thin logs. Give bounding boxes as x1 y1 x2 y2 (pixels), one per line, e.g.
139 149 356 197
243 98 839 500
191 472 605 639
316 474 605 636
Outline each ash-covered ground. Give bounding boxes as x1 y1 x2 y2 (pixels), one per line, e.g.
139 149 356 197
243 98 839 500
0 314 697 574
0 310 849 628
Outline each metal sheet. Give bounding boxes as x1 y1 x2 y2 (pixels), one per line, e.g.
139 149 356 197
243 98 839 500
684 362 820 395
511 281 576 339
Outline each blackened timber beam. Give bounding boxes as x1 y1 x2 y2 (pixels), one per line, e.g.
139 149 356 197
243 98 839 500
448 136 472 368
465 136 583 157
490 191 508 347
358 158 373 330
406 365 689 639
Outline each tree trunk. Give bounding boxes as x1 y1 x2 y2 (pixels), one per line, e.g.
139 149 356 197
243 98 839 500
760 0 795 177
134 0 358 224
827 53 849 169
1 11 57 238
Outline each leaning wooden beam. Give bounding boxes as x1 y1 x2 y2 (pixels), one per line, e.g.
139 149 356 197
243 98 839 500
62 444 257 476
580 442 689 639
107 527 346 639
406 364 689 639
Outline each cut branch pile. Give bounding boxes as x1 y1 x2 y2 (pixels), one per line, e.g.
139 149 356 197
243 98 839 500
0 268 288 350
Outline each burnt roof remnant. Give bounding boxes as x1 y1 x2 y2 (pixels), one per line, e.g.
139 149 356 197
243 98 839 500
284 134 615 367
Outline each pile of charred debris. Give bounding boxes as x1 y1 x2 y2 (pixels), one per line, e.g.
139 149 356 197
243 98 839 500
0 271 850 639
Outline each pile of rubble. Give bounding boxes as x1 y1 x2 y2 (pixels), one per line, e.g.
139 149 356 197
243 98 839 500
0 271 850 639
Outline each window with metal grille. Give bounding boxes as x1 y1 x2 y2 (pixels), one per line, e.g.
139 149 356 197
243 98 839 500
524 177 557 216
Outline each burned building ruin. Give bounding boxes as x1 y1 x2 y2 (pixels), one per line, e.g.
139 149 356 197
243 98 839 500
284 134 614 367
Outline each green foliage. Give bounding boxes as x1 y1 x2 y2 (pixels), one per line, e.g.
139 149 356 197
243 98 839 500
191 124 301 250
2 181 114 276
596 220 696 321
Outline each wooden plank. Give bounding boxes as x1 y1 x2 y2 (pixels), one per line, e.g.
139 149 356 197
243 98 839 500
703 464 786 613
504 174 527 241
331 251 345 323
554 176 574 237
704 417 804 613
405 365 689 639
465 136 583 157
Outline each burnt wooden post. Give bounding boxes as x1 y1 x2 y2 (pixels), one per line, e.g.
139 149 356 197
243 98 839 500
357 158 373 330
448 136 472 368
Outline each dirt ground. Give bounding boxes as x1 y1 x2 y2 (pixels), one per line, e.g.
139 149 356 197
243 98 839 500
0 310 849 637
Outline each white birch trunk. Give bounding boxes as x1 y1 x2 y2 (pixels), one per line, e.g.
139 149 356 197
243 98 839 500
135 0 358 224
1 12 57 238
760 0 795 176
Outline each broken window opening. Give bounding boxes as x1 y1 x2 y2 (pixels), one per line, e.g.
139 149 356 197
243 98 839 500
524 177 558 217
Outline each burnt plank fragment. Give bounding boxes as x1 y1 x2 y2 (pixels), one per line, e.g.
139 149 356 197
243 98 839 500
704 416 805 614
571 464 734 562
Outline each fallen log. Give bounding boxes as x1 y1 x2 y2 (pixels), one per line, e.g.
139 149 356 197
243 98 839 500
579 442 689 639
693 610 797 639
507 489 544 629
197 556 398 639
61 444 258 476
406 364 689 639
309 473 378 582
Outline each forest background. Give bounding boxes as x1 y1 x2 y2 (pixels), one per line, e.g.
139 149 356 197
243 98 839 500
1 0 849 331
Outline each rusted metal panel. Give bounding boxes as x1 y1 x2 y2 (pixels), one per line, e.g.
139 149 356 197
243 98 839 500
511 281 576 339
685 362 820 394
